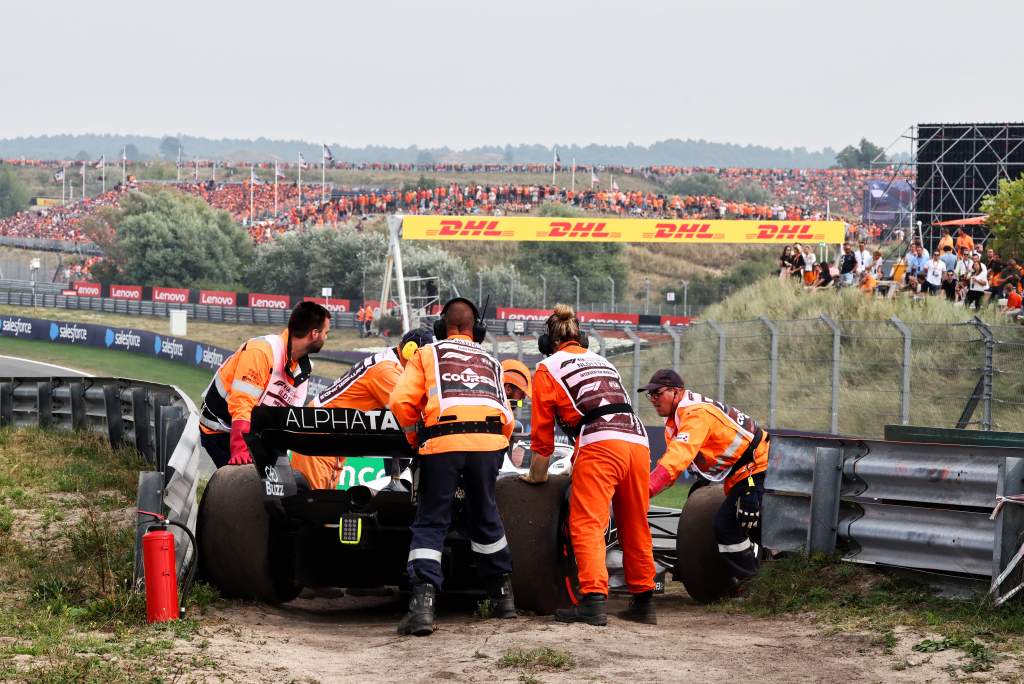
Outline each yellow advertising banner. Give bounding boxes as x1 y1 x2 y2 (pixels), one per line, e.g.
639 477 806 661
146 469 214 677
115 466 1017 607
402 215 846 244
32 197 64 207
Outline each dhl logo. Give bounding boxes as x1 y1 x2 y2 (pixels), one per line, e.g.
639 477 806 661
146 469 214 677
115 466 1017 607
641 223 721 240
746 224 824 241
426 219 513 238
536 221 621 239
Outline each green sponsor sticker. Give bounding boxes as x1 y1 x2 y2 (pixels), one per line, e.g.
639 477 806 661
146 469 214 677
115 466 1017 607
335 457 387 490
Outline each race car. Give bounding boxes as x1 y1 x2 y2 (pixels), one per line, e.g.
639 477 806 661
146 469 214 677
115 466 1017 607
196 405 736 612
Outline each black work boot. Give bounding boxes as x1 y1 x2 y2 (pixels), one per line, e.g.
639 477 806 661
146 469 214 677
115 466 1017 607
554 593 607 626
485 574 517 619
616 590 656 625
397 583 436 636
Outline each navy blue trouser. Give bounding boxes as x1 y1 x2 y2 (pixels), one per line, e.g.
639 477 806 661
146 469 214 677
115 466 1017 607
713 471 765 581
407 449 513 590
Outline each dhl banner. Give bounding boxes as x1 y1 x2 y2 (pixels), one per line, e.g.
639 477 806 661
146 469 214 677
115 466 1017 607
402 216 845 244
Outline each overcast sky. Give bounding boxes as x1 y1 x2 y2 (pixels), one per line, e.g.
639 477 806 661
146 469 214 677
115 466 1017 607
1 0 1019 153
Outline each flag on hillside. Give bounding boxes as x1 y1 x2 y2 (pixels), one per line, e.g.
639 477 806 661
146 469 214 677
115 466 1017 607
553 149 560 168
612 177 620 192
322 144 334 163
53 168 65 182
80 161 86 177
590 170 599 189
275 162 286 179
298 153 309 169
93 155 104 169
121 147 127 163
176 147 182 168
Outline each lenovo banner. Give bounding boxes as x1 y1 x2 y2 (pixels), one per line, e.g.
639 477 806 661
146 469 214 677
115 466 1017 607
660 315 694 326
109 284 143 301
199 290 237 307
402 215 846 245
496 307 639 325
578 311 639 325
73 281 102 297
152 286 190 304
496 307 549 321
248 292 290 310
303 296 351 313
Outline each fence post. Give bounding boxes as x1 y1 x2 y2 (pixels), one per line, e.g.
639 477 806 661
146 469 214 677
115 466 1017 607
706 320 726 400
661 322 681 374
971 316 994 431
510 332 524 362
888 316 912 425
819 314 840 434
484 331 499 359
622 325 642 405
757 316 778 429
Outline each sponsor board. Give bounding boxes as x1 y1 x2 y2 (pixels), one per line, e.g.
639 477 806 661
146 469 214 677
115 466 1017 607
152 286 189 304
303 296 351 314
403 215 846 244
199 290 237 307
495 307 639 324
32 197 63 207
73 281 101 297
334 457 387 490
109 284 143 301
153 335 185 359
248 292 290 309
194 344 227 369
0 318 32 337
105 328 142 350
660 315 694 326
496 307 549 322
50 321 89 343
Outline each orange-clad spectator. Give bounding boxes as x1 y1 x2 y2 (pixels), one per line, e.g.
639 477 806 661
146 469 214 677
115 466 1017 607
956 228 975 254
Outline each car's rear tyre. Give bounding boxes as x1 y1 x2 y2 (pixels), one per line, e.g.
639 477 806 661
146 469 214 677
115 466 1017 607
674 484 734 604
496 475 575 615
197 464 300 603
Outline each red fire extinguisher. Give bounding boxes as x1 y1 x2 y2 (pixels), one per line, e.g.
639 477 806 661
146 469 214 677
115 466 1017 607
139 511 197 624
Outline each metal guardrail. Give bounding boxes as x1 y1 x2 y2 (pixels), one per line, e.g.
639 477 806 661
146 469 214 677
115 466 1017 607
0 376 201 585
0 236 102 255
763 430 1024 593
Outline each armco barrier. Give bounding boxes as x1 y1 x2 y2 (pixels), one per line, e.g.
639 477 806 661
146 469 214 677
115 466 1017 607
763 429 1024 601
0 376 200 586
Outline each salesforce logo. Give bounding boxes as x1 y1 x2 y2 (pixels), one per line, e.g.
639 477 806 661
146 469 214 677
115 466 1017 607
195 344 204 364
105 328 141 350
1 318 32 337
53 323 88 342
154 335 162 354
50 322 59 341
155 335 183 359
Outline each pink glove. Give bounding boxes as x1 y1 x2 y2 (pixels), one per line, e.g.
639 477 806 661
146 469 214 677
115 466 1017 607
648 465 674 499
228 419 252 465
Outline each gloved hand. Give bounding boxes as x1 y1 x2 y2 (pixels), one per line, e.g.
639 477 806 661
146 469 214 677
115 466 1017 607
228 419 252 465
735 488 760 530
648 465 673 499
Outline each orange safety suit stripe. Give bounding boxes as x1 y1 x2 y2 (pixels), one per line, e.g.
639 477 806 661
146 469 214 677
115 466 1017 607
570 440 655 596
292 348 402 489
389 334 512 454
657 391 769 494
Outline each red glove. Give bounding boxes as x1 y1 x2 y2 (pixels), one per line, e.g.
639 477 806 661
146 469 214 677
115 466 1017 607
648 465 674 499
228 419 252 465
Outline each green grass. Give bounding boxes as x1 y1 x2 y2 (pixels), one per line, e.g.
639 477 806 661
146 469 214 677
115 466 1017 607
0 336 213 402
651 482 688 509
499 647 576 671
0 427 220 681
724 554 1022 676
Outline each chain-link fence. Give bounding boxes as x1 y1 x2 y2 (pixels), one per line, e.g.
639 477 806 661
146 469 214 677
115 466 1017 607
615 316 1024 438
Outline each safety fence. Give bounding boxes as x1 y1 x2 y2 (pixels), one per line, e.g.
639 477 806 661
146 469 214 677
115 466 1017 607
616 316 1024 437
763 428 1024 603
0 376 200 585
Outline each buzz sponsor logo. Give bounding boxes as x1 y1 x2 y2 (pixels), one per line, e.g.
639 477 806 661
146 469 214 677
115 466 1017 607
1 318 32 337
154 335 184 358
105 328 141 350
50 322 88 342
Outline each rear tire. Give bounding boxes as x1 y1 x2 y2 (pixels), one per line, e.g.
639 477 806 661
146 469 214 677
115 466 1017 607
496 475 574 615
197 465 300 603
674 484 734 604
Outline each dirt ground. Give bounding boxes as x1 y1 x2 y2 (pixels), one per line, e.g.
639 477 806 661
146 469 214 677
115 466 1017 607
179 587 1022 683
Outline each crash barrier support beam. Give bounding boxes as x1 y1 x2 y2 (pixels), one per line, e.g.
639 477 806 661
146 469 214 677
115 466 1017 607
588 327 607 357
763 431 1024 597
819 315 841 435
484 331 500 358
622 326 642 406
971 316 995 431
509 331 524 362
705 319 726 401
888 316 912 425
662 322 681 375
0 377 199 587
757 316 779 429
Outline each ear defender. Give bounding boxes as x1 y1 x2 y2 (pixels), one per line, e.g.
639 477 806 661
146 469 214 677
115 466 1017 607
402 341 419 360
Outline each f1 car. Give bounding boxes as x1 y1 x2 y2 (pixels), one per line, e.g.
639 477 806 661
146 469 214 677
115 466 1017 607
196 406 736 612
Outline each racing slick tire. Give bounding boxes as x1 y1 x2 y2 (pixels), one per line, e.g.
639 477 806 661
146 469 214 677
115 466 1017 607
496 475 576 615
674 484 734 604
197 464 300 604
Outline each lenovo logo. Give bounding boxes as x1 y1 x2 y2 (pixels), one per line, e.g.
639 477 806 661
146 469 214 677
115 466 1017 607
153 287 188 303
75 282 101 297
200 291 237 307
248 293 289 309
110 285 142 300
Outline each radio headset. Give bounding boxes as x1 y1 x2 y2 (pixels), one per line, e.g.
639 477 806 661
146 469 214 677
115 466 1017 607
537 319 590 356
433 296 488 344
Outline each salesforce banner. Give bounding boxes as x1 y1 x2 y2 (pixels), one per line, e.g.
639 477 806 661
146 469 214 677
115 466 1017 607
0 314 334 389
